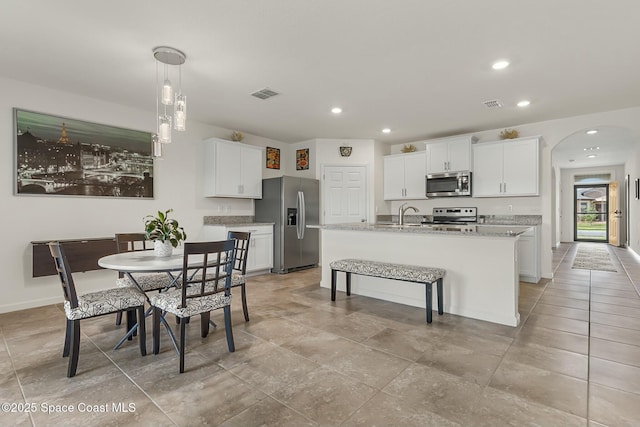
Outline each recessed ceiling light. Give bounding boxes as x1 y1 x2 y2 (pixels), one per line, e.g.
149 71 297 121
492 60 510 70
331 107 342 114
382 128 391 134
586 129 598 135
583 146 600 151
517 100 530 107
587 154 597 158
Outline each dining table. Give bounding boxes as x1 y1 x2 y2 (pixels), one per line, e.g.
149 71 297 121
98 249 214 354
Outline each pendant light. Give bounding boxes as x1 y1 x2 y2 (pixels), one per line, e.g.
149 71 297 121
152 46 187 156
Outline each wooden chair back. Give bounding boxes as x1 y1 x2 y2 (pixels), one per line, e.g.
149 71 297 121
180 240 235 308
48 242 79 309
227 231 251 276
115 233 152 253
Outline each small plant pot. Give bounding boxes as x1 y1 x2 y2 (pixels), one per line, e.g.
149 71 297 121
154 240 173 257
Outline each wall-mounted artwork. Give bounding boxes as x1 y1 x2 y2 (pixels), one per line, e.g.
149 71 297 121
14 109 153 198
266 146 280 169
635 178 639 200
296 148 309 170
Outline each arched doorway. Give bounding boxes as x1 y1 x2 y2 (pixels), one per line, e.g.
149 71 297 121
551 126 638 246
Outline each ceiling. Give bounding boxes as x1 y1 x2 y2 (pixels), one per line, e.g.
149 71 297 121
2 1 640 163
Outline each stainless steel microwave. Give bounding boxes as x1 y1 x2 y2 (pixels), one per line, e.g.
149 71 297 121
426 171 472 197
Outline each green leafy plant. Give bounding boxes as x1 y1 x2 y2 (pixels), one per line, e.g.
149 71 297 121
144 209 186 248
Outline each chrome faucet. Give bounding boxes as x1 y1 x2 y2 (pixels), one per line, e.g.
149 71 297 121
398 203 419 225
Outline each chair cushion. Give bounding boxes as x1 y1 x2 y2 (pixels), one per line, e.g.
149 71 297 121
64 287 146 320
192 272 245 287
149 289 231 318
116 273 174 292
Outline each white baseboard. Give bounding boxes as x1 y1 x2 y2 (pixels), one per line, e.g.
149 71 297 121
0 296 61 314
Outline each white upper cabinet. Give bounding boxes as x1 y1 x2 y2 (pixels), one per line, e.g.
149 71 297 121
425 135 475 174
383 151 427 200
473 136 540 197
203 138 264 198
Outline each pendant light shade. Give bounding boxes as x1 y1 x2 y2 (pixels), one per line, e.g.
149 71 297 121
174 93 186 131
152 46 186 155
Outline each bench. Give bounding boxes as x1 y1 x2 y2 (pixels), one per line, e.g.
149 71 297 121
330 259 446 323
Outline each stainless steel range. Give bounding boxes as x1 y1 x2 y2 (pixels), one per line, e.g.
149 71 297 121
421 207 478 225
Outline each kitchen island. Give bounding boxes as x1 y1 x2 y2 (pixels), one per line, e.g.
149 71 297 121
320 223 531 327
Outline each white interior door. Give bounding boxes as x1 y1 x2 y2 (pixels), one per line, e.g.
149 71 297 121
322 166 367 224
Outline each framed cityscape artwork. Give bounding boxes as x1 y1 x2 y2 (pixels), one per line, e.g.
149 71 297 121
296 148 309 170
14 109 154 198
266 146 280 169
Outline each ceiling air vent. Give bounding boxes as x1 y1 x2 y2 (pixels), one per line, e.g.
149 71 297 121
482 99 503 109
251 88 279 100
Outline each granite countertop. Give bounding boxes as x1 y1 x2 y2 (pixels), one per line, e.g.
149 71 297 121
322 222 531 237
203 222 274 227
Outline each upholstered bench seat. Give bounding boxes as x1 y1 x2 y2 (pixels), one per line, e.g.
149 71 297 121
329 259 446 323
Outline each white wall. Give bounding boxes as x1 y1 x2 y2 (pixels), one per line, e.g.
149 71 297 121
293 139 379 224
1 76 287 312
559 165 625 242
625 144 640 253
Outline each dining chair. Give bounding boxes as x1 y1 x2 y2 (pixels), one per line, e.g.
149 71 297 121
227 231 251 321
114 233 174 328
150 240 236 373
48 242 147 377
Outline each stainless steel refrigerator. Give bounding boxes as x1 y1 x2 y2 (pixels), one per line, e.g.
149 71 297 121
254 176 319 273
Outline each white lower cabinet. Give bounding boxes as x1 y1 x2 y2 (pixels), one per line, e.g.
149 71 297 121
519 226 540 283
203 225 273 274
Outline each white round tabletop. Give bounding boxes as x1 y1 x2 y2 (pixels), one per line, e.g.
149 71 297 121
98 250 201 273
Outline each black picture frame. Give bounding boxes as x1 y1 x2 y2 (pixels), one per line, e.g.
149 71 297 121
635 178 639 200
14 108 154 198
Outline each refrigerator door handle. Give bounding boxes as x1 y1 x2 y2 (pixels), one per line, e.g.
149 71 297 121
299 190 306 239
296 191 302 239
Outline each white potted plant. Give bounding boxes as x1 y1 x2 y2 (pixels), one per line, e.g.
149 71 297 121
144 209 187 257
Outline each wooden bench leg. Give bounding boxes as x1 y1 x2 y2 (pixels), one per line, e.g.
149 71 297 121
346 272 351 296
425 282 433 323
437 277 444 315
331 269 337 301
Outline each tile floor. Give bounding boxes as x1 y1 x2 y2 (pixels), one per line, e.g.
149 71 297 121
1 242 640 426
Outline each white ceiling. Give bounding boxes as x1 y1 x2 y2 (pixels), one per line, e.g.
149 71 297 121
2 1 640 165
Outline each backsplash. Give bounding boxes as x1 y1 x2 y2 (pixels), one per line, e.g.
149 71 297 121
203 215 255 225
376 214 541 225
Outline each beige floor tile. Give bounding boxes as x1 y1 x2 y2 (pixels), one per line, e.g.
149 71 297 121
416 340 503 386
344 391 461 426
153 369 268 426
489 359 588 417
504 341 588 380
218 397 317 427
589 383 640 427
589 357 640 394
591 294 640 309
229 346 320 395
281 329 411 389
361 327 433 361
590 311 640 331
467 386 586 427
382 363 484 425
271 366 376 425
591 302 640 318
515 322 589 354
532 303 589 321
538 295 590 310
524 313 589 335
543 288 590 300
590 323 640 347
590 337 640 368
